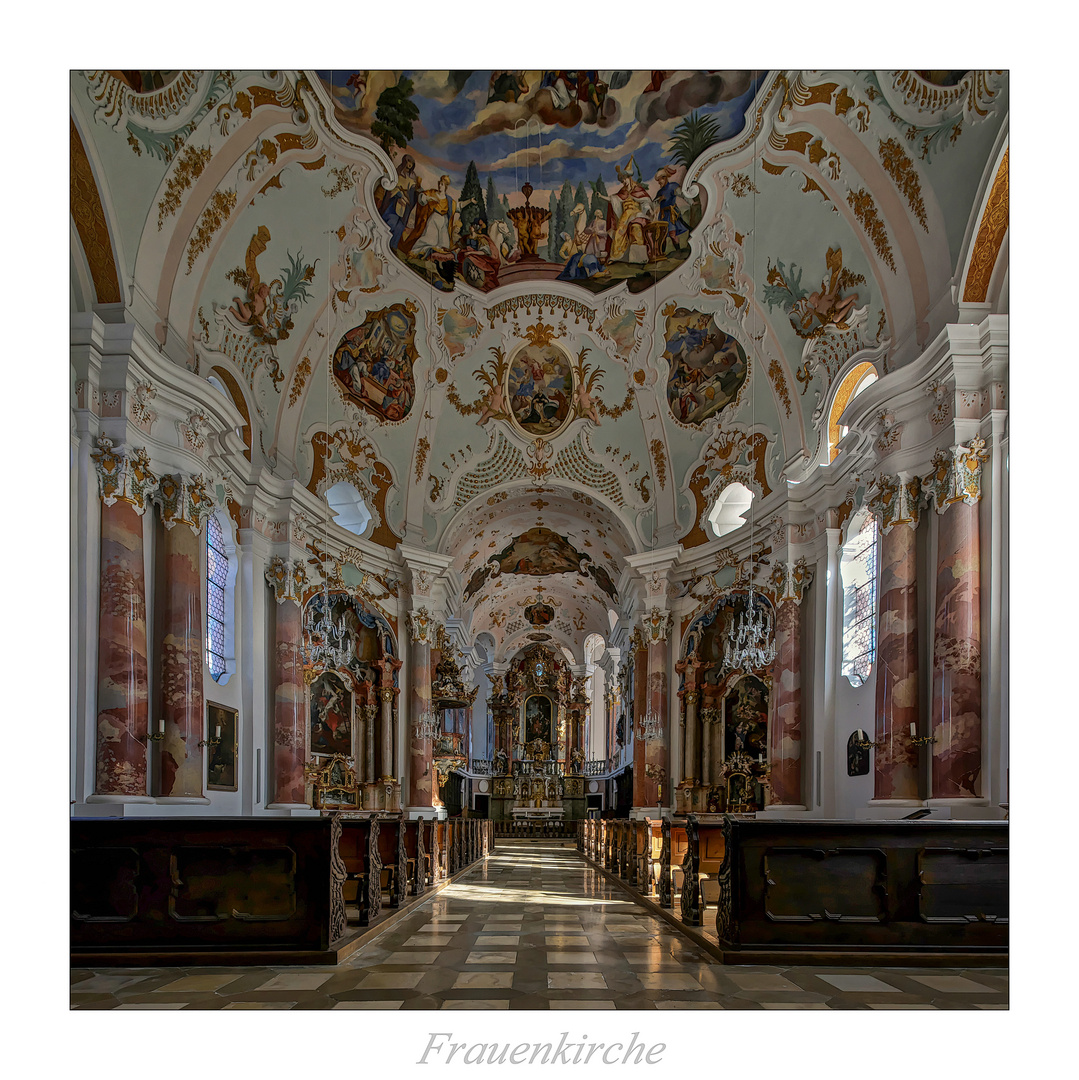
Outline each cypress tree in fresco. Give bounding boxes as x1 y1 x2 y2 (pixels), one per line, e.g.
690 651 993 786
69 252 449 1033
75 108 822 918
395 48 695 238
460 160 487 230
573 181 590 220
371 76 420 153
486 176 503 223
589 175 609 220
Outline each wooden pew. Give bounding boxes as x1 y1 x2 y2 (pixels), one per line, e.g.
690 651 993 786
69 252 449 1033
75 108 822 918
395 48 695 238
71 817 346 965
678 815 726 926
714 817 1009 964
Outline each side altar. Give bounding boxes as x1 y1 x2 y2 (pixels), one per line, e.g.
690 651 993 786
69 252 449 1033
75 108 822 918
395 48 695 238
486 644 587 823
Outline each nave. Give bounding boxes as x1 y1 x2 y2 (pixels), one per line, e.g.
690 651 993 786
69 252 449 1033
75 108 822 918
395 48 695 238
70 840 1007 1011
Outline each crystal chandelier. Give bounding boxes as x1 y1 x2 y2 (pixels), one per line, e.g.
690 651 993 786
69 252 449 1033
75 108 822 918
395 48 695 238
722 586 775 672
412 707 439 741
638 703 663 743
303 583 352 670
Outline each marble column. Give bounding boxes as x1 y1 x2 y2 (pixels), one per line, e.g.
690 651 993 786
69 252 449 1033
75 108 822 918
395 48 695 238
638 610 671 808
377 655 402 780
157 475 213 800
872 479 921 802
931 499 983 799
408 609 436 807
364 702 377 784
928 440 989 800
270 596 306 805
89 439 156 802
630 632 648 806
768 599 804 806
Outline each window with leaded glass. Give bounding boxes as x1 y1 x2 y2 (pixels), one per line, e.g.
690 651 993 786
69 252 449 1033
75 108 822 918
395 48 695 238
206 514 227 681
840 514 879 687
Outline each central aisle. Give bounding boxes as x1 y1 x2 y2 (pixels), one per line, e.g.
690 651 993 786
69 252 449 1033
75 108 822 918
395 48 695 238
71 838 1008 1010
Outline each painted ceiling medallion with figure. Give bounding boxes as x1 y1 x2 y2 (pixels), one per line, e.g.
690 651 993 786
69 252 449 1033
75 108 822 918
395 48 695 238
507 338 574 439
661 306 748 426
333 301 419 423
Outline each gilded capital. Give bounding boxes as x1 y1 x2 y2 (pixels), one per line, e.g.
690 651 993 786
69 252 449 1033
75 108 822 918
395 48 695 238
868 473 922 533
158 472 216 533
408 607 439 646
768 558 814 605
91 436 157 513
642 606 672 644
926 437 990 512
265 556 308 604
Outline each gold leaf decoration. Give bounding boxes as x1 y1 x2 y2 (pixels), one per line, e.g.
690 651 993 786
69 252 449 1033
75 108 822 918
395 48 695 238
846 188 896 272
157 143 212 230
768 359 792 418
878 137 927 231
415 437 430 483
186 188 236 273
962 149 1008 303
288 356 312 407
649 439 668 489
70 120 121 304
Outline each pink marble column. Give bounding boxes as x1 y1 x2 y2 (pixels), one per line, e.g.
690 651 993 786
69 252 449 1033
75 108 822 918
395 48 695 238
409 637 433 806
642 638 668 806
271 598 306 805
631 639 649 806
874 521 920 800
931 500 982 799
157 516 205 799
94 497 151 797
768 599 803 806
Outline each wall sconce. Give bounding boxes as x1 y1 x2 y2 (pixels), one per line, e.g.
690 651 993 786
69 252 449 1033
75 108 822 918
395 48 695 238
908 722 937 747
198 724 222 750
851 729 879 750
143 719 165 743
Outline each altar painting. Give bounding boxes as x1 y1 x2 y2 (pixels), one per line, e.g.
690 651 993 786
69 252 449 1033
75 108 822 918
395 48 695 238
332 303 418 422
524 694 554 746
310 671 353 757
508 343 573 438
724 675 768 760
662 308 748 426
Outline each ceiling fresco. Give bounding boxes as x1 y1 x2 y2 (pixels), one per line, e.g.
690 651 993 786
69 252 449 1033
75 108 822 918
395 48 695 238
316 69 769 294
70 68 1008 663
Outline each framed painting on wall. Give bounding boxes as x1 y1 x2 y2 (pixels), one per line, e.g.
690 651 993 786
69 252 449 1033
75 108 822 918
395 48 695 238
206 702 239 792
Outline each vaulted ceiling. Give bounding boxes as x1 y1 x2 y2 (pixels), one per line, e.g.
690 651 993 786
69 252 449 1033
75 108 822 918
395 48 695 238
70 69 1009 661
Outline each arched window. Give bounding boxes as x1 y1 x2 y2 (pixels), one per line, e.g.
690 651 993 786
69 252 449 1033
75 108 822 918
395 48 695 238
205 514 228 681
828 362 878 462
840 513 879 687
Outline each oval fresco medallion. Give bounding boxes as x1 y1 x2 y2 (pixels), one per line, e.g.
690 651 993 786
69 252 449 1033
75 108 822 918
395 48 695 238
661 307 748 426
506 341 574 438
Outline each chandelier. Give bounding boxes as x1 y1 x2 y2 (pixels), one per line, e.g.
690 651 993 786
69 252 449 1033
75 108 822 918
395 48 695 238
303 583 352 670
412 707 439 741
638 704 663 743
722 586 776 673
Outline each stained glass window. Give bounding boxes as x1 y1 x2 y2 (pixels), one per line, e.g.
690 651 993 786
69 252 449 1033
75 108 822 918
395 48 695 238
840 514 879 687
206 515 227 680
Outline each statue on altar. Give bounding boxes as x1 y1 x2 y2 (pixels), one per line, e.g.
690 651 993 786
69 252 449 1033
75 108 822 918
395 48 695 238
525 737 550 761
494 746 508 775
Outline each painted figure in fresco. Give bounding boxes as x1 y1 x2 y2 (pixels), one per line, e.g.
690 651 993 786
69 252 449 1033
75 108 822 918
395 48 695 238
376 154 419 251
652 166 689 252
399 175 474 266
556 203 604 282
488 71 530 103
488 219 521 265
604 159 655 264
455 220 502 290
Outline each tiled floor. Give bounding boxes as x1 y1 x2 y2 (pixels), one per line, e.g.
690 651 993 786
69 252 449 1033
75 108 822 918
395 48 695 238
70 839 1007 1010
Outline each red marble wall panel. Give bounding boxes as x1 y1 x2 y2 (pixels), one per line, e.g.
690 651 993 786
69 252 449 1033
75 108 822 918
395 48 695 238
931 501 982 799
874 523 920 800
95 499 150 796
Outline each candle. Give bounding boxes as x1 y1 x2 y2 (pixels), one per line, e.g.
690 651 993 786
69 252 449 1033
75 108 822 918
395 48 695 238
158 718 164 734
910 722 916 738
216 725 222 738
758 753 763 764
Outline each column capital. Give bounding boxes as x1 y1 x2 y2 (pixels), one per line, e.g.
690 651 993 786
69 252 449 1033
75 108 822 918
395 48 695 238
867 472 923 532
90 436 157 514
768 557 815 605
926 437 991 512
158 472 216 533
641 607 672 644
407 606 442 645
265 555 308 604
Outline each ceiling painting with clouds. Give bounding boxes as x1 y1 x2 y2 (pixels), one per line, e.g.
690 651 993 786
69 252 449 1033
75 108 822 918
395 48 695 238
317 70 769 294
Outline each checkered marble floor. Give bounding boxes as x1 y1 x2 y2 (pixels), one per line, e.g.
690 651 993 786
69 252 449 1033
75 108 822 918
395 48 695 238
71 839 1007 1010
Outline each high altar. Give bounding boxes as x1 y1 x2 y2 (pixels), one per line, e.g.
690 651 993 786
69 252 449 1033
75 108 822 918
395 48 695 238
487 644 587 822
